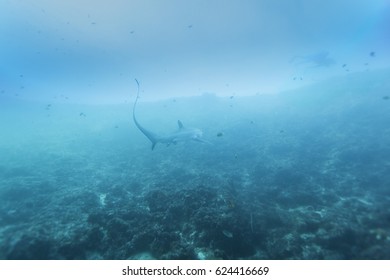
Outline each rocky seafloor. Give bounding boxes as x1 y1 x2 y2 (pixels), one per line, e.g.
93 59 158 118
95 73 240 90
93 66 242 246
1 114 389 260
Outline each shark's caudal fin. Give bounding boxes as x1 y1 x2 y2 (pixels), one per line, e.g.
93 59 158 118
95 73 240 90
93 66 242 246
133 79 158 150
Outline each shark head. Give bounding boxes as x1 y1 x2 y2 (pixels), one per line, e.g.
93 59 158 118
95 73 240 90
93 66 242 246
187 127 210 144
191 128 203 140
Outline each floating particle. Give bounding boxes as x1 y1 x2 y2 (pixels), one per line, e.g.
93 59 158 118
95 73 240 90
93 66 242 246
370 51 375 57
382 96 389 100
80 112 86 117
217 132 223 137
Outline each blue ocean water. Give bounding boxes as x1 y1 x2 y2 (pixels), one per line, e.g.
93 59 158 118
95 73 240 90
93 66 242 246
1 1 390 259
1 69 390 259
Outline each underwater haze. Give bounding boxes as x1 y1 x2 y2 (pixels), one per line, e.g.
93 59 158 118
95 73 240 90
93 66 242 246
1 1 390 259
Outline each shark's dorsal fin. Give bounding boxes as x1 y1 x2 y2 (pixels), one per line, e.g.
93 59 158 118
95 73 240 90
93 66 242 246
178 120 184 129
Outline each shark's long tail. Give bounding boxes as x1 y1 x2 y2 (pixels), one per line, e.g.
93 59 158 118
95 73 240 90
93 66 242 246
133 79 158 150
132 79 141 119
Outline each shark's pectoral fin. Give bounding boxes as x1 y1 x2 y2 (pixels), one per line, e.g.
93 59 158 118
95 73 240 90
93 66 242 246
151 142 157 150
194 138 212 144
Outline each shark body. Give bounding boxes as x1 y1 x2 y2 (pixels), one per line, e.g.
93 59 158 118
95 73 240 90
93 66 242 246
133 79 207 150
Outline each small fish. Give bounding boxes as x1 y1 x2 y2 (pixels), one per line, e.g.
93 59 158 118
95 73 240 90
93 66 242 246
382 96 389 100
370 51 375 57
222 230 233 238
80 112 86 117
217 132 223 137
